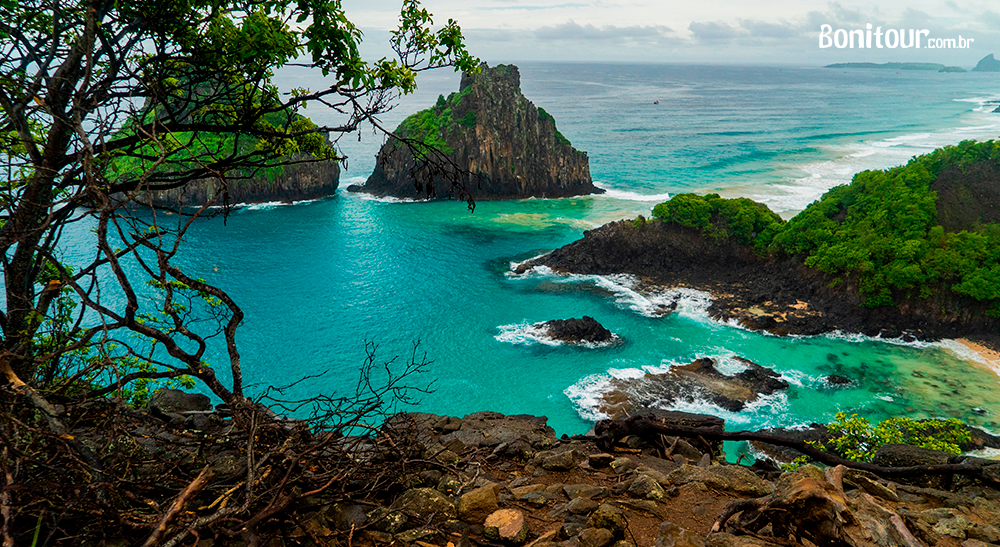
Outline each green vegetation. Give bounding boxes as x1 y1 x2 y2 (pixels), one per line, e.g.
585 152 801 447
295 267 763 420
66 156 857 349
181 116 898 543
774 139 1000 308
538 107 572 147
818 413 971 462
396 85 475 155
651 193 785 251
651 140 1000 310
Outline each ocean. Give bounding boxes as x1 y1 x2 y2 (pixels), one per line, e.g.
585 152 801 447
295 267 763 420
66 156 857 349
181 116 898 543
57 64 1000 450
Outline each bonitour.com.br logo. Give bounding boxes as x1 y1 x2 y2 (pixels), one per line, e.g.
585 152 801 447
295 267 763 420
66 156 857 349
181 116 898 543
819 24 974 49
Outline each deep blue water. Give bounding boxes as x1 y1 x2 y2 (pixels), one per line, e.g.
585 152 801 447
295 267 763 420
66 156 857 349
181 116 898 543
51 65 1000 443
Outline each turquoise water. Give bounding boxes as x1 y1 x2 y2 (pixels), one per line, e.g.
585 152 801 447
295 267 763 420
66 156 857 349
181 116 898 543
56 64 1000 435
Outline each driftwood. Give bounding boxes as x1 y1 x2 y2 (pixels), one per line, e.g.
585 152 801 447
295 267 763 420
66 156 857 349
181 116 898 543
593 413 1000 485
712 465 924 547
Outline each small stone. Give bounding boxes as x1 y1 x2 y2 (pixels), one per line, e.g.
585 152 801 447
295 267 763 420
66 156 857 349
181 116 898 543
437 475 462 495
934 515 973 539
458 485 499 524
390 488 457 523
560 521 585 539
521 491 548 507
324 503 366 531
510 483 546 498
564 484 608 500
435 416 462 432
366 507 407 534
567 497 600 514
610 457 635 475
628 475 665 500
578 527 615 547
588 453 615 468
394 528 440 543
587 504 627 538
543 449 582 471
969 524 1000 543
364 530 394 544
962 540 991 547
484 509 529 545
655 521 705 547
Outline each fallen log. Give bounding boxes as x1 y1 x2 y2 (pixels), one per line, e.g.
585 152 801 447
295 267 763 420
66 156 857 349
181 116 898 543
593 413 1000 485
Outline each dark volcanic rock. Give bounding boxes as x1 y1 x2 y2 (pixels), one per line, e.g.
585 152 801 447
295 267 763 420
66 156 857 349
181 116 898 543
972 53 1000 72
520 219 1000 338
363 64 600 200
142 154 340 207
539 316 615 344
826 374 853 386
598 356 788 417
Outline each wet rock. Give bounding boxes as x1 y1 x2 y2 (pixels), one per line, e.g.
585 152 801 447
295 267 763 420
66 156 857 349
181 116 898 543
484 509 529 545
458 485 499 523
588 504 627 538
389 488 457 523
655 522 705 547
578 527 615 547
825 374 853 386
346 184 363 192
540 317 615 345
598 357 788 418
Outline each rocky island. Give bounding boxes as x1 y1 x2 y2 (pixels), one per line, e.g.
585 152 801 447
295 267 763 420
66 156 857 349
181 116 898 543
142 155 341 207
973 54 1000 72
358 64 602 200
518 140 1000 342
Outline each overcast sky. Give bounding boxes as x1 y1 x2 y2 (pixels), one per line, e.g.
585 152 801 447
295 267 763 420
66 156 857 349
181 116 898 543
342 0 1000 66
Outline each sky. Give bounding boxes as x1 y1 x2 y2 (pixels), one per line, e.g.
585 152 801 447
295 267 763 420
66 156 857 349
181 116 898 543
342 0 1000 66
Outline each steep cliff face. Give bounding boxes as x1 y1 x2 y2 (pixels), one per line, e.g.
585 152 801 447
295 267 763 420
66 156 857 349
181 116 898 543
142 156 340 207
363 64 601 200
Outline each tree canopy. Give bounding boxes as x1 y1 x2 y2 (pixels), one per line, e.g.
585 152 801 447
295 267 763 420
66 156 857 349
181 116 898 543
0 0 477 411
651 140 1000 311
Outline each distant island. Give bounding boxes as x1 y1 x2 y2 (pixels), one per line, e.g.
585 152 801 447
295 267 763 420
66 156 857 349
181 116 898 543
972 53 1000 72
825 62 966 73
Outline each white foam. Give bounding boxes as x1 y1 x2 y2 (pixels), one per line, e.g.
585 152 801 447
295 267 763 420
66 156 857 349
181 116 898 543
495 322 563 347
507 264 715 321
495 321 622 348
745 97 1000 214
564 373 614 422
507 253 550 274
593 181 671 203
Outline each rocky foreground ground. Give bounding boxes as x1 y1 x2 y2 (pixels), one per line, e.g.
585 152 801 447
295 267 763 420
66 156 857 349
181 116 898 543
290 409 1000 547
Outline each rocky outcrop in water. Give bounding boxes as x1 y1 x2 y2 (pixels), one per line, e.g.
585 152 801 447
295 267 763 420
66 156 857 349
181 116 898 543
539 316 615 345
972 54 1000 72
362 64 600 200
598 356 789 417
142 155 340 207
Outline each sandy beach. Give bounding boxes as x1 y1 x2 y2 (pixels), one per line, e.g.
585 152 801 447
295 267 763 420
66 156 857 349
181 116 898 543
954 338 1000 377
